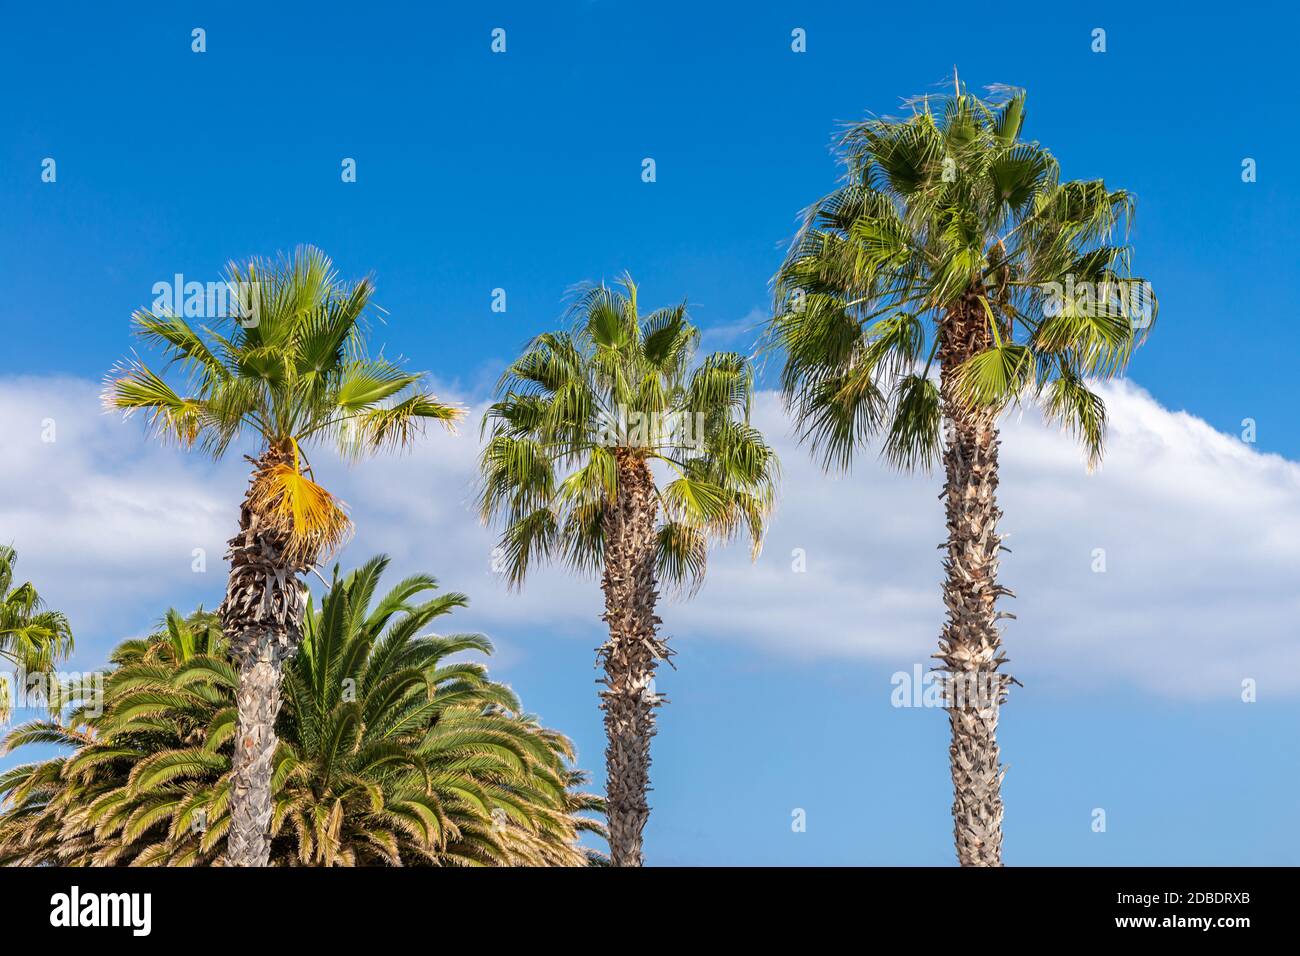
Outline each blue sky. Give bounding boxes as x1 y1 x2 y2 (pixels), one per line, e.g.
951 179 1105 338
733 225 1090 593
3 1 1299 864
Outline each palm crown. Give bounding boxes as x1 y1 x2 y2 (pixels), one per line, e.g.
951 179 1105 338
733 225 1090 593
0 546 74 723
0 557 603 866
103 245 462 566
769 83 1156 470
479 277 778 591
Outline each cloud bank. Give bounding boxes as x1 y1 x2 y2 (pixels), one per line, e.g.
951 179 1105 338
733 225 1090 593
2 375 1296 699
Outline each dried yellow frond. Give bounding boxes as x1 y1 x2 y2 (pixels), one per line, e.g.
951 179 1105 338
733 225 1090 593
248 463 353 568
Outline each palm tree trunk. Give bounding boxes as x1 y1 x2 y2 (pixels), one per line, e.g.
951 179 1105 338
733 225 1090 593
219 450 307 867
937 293 1014 867
598 451 667 867
227 633 285 866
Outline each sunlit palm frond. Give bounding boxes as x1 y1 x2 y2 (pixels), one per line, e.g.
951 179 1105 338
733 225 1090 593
247 462 353 568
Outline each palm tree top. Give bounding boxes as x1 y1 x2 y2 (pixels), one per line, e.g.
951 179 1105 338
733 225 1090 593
103 246 462 566
0 545 73 677
768 81 1156 471
480 275 779 591
104 245 461 460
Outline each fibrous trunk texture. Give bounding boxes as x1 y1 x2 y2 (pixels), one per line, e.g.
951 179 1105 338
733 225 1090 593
219 448 308 867
937 291 1013 868
599 451 667 867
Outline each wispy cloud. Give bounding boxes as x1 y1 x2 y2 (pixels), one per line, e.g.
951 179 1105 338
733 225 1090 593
699 306 768 351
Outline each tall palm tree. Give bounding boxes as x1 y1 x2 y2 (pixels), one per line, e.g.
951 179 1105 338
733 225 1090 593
0 557 604 866
479 277 778 865
0 546 74 724
103 246 461 865
768 81 1154 866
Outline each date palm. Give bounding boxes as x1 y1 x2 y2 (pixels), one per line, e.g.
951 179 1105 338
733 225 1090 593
0 546 74 723
768 80 1154 865
480 277 778 865
0 557 603 866
102 246 461 865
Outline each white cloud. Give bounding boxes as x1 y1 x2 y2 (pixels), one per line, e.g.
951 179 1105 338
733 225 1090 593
0 377 243 661
2 374 1296 700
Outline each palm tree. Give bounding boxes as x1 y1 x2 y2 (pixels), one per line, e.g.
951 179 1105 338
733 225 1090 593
479 277 778 865
0 557 604 866
102 246 461 865
768 80 1154 866
0 546 74 724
